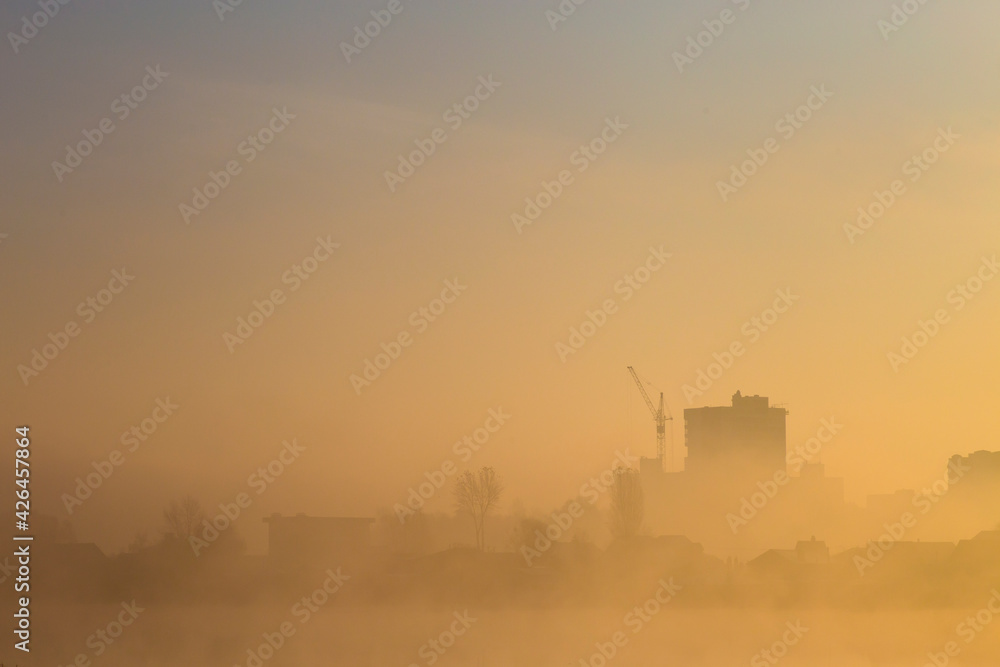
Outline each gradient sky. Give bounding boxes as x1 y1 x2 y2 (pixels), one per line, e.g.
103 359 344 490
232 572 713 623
2 0 999 553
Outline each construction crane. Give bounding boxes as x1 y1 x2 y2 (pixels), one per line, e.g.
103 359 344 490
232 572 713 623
627 367 674 472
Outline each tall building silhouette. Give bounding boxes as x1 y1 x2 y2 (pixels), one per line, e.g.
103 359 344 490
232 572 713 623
684 391 788 476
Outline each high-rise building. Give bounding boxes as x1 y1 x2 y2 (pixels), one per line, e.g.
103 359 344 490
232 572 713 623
683 391 787 476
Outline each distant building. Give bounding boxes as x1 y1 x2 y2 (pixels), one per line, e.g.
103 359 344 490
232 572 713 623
866 489 914 518
795 463 845 509
33 513 75 543
263 514 373 574
795 537 831 564
951 530 1000 568
749 537 831 574
37 542 115 600
684 391 787 476
940 451 1000 538
639 392 823 552
949 450 1000 483
948 450 1000 499
639 456 663 475
835 541 954 575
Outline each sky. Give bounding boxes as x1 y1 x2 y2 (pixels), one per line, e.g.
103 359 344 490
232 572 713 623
1 0 999 553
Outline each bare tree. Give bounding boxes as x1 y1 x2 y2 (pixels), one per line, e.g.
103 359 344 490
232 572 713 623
162 496 205 541
454 467 504 551
609 467 644 540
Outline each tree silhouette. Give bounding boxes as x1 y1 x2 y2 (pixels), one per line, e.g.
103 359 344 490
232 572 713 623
162 496 205 541
609 467 644 540
454 467 504 551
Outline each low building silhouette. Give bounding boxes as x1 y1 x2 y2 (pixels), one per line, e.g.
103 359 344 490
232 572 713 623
749 537 831 573
264 513 374 575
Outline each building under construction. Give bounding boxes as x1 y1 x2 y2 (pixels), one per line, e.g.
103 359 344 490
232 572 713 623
684 390 788 477
628 374 846 552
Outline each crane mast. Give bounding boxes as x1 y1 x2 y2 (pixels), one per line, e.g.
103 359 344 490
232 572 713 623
627 366 673 471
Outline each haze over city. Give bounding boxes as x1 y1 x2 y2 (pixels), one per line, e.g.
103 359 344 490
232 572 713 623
2 1 1000 665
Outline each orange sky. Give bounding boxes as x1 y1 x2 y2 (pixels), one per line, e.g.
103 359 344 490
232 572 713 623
2 0 999 553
